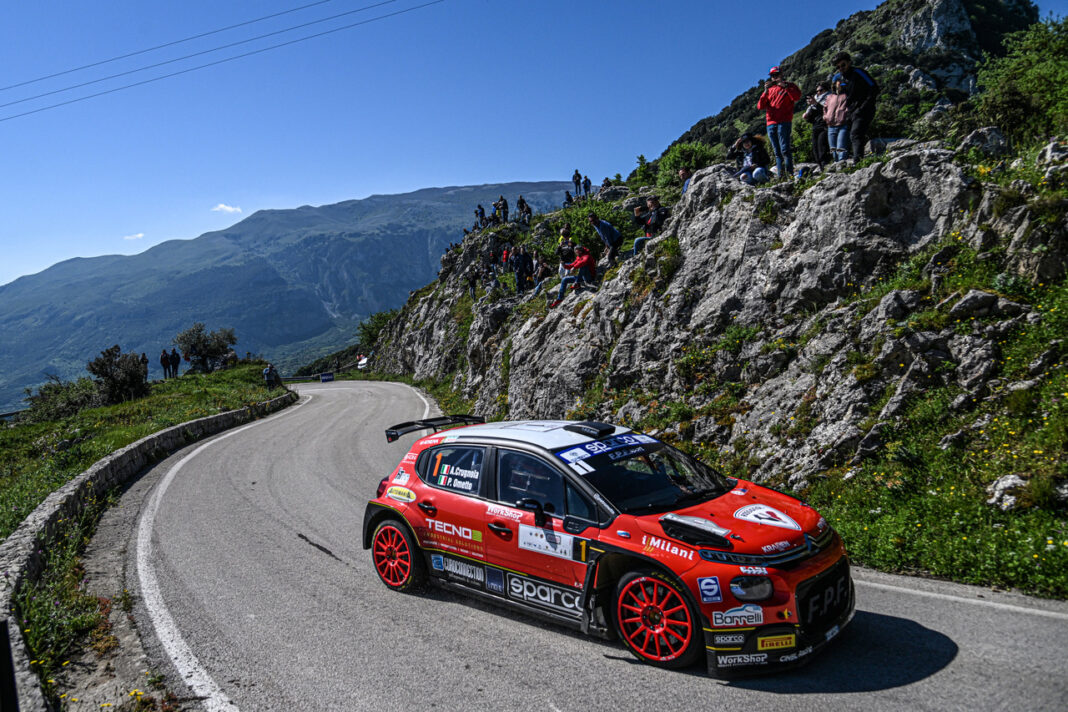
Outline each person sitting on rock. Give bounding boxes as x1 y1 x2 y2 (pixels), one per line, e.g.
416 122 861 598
549 246 597 307
832 51 880 160
728 133 771 185
632 196 670 255
531 257 555 298
757 66 801 179
678 167 693 194
556 231 577 279
587 211 622 267
563 190 574 208
601 176 612 189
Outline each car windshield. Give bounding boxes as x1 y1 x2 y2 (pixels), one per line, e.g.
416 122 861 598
553 434 731 515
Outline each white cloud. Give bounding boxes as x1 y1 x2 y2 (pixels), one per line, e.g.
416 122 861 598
211 203 242 214
122 232 144 241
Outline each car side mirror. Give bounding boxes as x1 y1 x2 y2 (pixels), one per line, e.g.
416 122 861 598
562 516 590 535
517 498 546 527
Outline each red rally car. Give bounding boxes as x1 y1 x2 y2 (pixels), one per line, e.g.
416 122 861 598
363 416 854 675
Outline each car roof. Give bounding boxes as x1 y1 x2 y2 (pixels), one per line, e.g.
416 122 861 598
430 420 633 451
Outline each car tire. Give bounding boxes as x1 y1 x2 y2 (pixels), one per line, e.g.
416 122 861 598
613 568 702 668
371 518 427 592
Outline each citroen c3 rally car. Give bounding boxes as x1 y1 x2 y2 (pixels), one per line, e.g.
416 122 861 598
363 417 854 675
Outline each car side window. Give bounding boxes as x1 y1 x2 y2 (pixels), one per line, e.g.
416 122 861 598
565 483 596 521
423 446 485 496
497 450 566 516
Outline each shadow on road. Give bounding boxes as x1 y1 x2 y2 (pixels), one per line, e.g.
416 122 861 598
729 610 957 693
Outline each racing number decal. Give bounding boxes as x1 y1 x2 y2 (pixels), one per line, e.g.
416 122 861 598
433 452 443 479
575 539 588 563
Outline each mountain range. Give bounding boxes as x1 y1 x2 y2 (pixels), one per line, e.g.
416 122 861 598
0 181 570 411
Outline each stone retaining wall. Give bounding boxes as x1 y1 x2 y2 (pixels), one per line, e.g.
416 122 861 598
0 390 299 711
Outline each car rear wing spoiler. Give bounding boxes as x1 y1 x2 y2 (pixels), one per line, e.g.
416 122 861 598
385 415 485 443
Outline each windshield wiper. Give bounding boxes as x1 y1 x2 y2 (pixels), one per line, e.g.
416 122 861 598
671 488 723 508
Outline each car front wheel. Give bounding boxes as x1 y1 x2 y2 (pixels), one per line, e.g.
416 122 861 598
613 569 701 668
371 518 427 592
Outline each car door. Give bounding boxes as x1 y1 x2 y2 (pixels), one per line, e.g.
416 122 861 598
485 448 599 596
411 445 490 587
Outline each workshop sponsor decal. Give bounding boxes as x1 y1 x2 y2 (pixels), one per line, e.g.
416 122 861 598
734 504 801 531
430 554 485 585
519 525 588 562
757 634 796 651
716 653 768 667
641 535 694 561
386 486 416 503
506 574 581 616
486 503 523 521
697 576 722 603
711 604 764 627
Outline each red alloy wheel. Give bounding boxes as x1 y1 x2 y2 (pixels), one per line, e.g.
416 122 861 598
615 573 697 666
373 524 413 587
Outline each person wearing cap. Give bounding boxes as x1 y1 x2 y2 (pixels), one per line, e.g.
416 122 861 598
832 52 880 160
728 133 771 185
757 66 802 179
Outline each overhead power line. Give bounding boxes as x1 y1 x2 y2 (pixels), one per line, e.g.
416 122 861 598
0 0 446 124
0 0 399 110
0 0 342 93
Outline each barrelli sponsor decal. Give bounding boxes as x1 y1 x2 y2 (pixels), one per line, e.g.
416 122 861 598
711 603 764 627
386 486 416 503
716 653 768 667
519 525 588 562
697 576 722 603
641 535 694 561
506 574 582 616
734 504 801 531
757 634 796 651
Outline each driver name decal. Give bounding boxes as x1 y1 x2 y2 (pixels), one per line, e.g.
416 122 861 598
733 504 801 531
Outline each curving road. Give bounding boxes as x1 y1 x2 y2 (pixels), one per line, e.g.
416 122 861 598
127 381 1068 712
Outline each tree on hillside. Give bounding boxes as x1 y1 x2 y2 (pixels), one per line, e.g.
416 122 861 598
87 345 149 405
356 310 398 352
173 323 237 373
978 14 1068 145
656 142 724 189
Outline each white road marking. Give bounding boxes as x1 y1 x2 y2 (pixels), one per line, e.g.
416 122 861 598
855 579 1068 621
136 397 309 711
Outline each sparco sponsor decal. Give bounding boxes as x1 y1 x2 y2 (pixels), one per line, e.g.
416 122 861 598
641 535 694 561
697 576 722 603
428 519 483 542
716 653 768 667
757 633 796 651
506 575 581 615
711 604 764 627
386 486 416 503
734 504 801 531
713 633 745 645
486 504 523 521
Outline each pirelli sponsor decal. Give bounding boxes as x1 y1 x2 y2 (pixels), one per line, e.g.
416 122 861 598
757 633 796 651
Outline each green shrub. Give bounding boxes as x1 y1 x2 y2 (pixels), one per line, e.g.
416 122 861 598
657 142 723 190
21 377 102 423
86 345 148 405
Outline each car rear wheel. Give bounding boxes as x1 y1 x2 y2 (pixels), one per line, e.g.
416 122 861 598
613 569 701 668
371 518 427 592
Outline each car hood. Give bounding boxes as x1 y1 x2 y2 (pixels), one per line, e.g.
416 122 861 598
632 480 826 555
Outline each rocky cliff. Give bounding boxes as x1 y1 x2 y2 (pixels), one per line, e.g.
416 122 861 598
373 138 1066 496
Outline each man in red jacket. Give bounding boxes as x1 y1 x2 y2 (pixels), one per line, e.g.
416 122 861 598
757 66 801 180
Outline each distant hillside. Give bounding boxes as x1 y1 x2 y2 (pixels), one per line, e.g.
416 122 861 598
666 0 1037 154
0 182 570 411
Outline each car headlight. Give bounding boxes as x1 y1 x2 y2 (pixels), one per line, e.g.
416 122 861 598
730 576 774 601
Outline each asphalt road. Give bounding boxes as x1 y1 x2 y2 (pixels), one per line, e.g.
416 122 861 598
128 381 1068 712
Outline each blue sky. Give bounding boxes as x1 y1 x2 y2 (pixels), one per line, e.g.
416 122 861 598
1 0 1064 286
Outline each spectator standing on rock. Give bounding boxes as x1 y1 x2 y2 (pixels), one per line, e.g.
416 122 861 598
582 175 592 197
728 133 771 185
587 212 622 267
824 75 851 162
833 51 880 160
678 167 693 194
572 169 582 197
160 349 171 378
169 348 181 377
632 196 670 256
263 363 278 389
757 66 801 179
475 204 486 228
496 195 509 223
466 269 478 300
139 352 149 381
804 80 831 170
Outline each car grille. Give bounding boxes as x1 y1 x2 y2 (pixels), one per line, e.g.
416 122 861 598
795 556 851 631
698 526 837 567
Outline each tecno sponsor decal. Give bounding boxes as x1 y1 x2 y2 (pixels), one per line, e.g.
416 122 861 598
427 519 483 542
713 633 745 646
506 574 581 616
757 633 796 651
734 504 801 531
386 486 416 503
641 535 694 561
716 653 768 667
486 504 523 521
711 603 764 627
